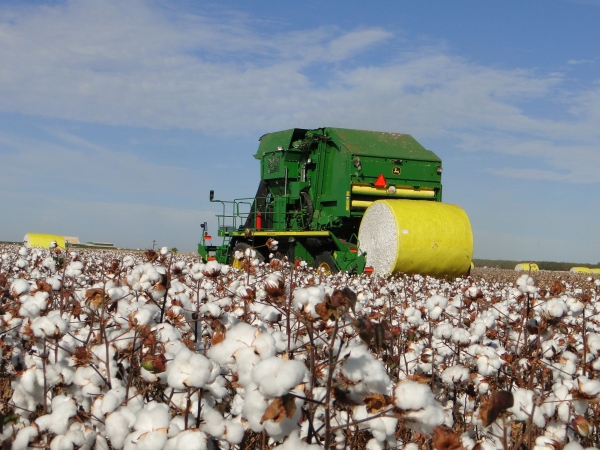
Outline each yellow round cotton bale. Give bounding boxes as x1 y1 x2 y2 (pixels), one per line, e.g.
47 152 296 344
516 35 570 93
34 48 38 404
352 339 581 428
358 199 473 277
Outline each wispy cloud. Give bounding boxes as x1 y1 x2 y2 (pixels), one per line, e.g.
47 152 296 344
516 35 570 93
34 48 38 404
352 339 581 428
0 0 599 185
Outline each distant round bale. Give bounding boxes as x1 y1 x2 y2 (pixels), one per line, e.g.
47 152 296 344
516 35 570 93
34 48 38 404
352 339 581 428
23 233 66 249
515 263 539 272
570 267 591 274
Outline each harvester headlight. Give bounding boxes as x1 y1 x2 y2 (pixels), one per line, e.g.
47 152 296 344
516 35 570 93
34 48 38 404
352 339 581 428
387 185 396 195
277 146 284 151
437 166 443 174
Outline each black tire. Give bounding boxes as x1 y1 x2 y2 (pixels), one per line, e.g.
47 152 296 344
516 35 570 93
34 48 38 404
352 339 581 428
312 251 339 274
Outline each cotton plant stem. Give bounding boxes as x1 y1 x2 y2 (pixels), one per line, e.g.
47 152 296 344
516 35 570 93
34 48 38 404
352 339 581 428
323 319 340 449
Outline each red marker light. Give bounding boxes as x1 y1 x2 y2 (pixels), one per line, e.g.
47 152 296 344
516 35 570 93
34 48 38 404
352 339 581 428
364 266 374 275
374 174 386 187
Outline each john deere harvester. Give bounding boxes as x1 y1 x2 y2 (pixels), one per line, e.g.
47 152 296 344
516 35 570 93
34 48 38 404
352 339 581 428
198 127 473 277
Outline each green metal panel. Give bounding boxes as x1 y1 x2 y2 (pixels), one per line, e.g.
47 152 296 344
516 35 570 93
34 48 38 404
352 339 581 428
328 128 441 162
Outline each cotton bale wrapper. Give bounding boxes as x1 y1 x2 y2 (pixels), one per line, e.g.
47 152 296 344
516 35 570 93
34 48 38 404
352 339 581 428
198 127 473 277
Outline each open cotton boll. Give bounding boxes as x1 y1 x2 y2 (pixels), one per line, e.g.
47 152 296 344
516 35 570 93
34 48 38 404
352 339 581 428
341 343 391 399
165 429 208 450
394 380 450 434
11 366 45 412
263 394 304 441
251 357 308 398
509 388 546 427
544 298 568 318
49 429 86 450
441 365 470 387
166 347 215 389
12 426 39 450
352 405 397 444
36 395 78 435
272 430 322 450
10 278 30 296
31 311 68 338
253 332 277 360
101 386 127 415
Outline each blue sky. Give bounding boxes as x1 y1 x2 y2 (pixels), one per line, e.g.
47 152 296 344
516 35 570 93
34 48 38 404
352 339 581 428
1 0 599 262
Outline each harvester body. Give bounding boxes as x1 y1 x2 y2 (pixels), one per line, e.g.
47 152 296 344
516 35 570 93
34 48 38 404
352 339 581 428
199 127 471 275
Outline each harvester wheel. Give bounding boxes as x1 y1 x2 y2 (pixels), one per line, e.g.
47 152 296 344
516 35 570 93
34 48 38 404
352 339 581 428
313 252 338 275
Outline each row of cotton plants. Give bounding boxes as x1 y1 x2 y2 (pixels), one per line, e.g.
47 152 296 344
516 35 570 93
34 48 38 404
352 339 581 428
1 244 600 450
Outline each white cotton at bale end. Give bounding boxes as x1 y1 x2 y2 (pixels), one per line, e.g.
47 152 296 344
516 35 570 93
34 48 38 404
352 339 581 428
251 357 308 398
357 202 397 275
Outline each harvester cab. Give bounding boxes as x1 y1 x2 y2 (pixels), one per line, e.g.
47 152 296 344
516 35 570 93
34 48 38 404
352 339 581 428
198 127 473 277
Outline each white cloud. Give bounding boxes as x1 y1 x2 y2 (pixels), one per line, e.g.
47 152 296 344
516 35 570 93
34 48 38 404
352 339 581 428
0 0 599 185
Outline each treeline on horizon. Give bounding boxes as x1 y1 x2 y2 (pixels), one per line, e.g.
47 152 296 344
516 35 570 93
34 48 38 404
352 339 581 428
473 259 600 271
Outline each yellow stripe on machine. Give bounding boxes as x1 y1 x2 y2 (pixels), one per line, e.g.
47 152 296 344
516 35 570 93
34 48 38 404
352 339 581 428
351 184 435 198
232 231 330 237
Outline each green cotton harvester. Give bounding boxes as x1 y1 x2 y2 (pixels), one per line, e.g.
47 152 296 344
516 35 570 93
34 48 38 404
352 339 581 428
198 127 473 277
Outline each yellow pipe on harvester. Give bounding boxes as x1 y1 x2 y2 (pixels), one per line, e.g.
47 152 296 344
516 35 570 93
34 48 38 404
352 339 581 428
351 185 435 198
358 199 473 277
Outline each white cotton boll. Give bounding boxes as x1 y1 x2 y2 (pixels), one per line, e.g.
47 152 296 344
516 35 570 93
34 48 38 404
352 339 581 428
251 357 308 398
166 347 215 389
366 438 385 450
101 386 127 415
451 328 471 344
49 429 85 450
164 429 208 450
18 246 29 256
199 302 222 318
160 246 168 255
426 294 448 312
31 311 68 338
441 365 470 387
16 258 29 269
402 444 419 450
272 430 322 450
509 388 545 427
545 298 568 318
576 376 600 396
395 381 434 411
341 343 391 398
563 443 584 450
242 382 269 432
260 305 282 322
47 277 61 290
11 278 30 296
36 395 77 435
429 305 443 320
434 322 453 339
105 406 138 449
12 426 38 450
253 333 277 360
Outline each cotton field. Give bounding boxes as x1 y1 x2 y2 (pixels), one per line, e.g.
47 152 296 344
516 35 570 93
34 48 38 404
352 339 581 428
1 244 600 450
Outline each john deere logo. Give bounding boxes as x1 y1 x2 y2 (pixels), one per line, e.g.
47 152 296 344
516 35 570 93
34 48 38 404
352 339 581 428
392 167 401 175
